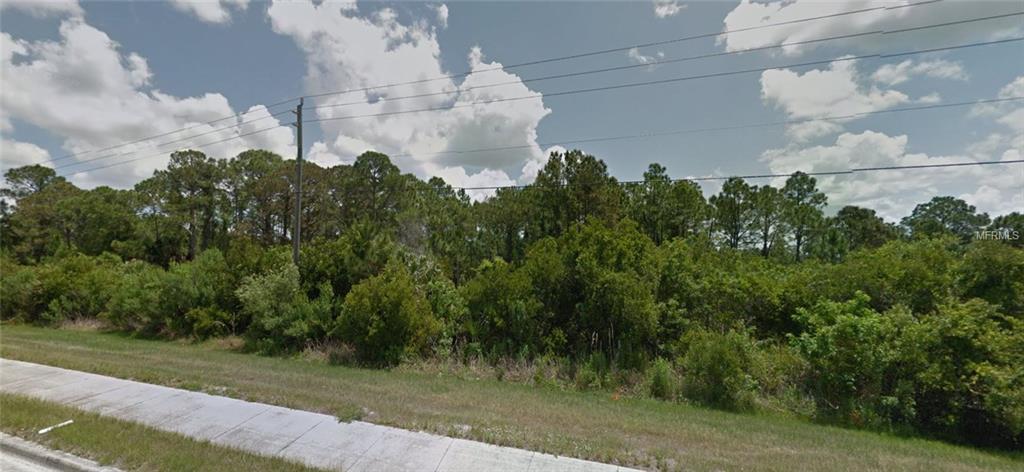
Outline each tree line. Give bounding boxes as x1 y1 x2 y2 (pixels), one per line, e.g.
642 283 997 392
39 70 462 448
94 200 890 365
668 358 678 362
1 149 1022 449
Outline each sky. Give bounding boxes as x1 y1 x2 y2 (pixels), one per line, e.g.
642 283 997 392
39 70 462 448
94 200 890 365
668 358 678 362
0 0 1022 220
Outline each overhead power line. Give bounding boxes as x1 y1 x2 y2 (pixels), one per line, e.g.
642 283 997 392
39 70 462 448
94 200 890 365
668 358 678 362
304 36 1024 125
61 31 1022 175
453 160 1024 192
387 97 1024 160
35 0 944 168
61 94 1021 179
307 11 1024 113
45 97 298 165
58 124 286 178
51 109 295 171
302 0 944 101
58 11 1019 174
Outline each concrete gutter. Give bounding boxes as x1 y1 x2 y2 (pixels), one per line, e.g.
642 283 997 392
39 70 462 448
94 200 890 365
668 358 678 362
0 432 121 472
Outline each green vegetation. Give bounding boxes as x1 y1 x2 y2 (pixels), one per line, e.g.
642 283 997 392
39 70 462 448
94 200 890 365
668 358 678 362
2 148 1023 455
3 326 1022 471
0 393 316 471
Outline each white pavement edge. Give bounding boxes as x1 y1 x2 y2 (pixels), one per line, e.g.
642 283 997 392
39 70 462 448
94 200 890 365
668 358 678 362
0 359 642 472
0 432 122 472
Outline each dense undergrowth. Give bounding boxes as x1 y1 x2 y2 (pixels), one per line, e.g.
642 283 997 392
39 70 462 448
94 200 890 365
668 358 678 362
3 233 1022 449
2 149 1022 450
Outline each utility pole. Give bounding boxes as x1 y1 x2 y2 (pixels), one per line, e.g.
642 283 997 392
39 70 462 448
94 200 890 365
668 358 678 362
291 97 304 265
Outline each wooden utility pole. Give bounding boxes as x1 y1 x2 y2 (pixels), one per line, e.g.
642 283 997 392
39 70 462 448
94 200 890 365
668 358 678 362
292 97 304 265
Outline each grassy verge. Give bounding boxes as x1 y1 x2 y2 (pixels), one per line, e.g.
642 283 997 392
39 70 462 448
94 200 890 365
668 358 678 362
0 393 317 471
2 324 1021 471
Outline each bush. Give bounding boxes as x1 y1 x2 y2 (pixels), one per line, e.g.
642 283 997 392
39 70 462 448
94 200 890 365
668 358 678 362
237 264 335 354
828 239 957 314
908 299 1024 447
404 253 468 359
224 238 290 282
185 306 235 339
34 253 120 324
647 357 679 401
300 225 394 299
958 240 1024 316
104 260 169 335
750 342 812 415
0 259 39 321
555 220 660 367
574 352 611 390
790 293 916 426
462 258 545 358
162 249 237 337
657 240 791 336
335 262 439 366
102 250 239 338
681 329 756 411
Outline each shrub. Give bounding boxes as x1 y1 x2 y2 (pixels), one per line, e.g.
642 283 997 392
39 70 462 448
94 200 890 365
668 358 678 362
35 253 120 324
559 220 660 366
237 264 335 354
574 352 610 390
958 240 1024 316
828 238 957 314
224 238 290 282
104 260 169 335
102 250 238 338
462 258 545 358
790 293 916 426
681 328 756 411
300 225 394 299
647 357 679 401
657 240 790 335
185 306 235 339
404 253 468 359
907 299 1024 447
750 342 812 415
336 262 439 366
0 259 39 321
162 249 236 337
580 270 658 369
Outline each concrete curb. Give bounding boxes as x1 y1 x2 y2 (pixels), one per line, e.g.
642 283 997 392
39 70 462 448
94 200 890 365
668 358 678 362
0 432 121 472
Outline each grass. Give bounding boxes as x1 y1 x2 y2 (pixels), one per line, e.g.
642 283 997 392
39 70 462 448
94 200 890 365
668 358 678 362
2 324 1022 471
0 393 318 471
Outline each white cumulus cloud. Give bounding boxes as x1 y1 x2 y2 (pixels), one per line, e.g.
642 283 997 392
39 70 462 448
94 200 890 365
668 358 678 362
653 0 685 19
0 0 82 18
1 139 51 173
719 0 1023 56
433 4 449 29
761 131 1023 219
760 58 909 141
627 47 665 69
1 19 295 188
871 59 968 86
969 75 1024 156
267 0 551 190
168 0 250 24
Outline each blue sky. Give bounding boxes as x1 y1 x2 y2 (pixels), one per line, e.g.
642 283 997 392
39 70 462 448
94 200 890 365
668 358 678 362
1 0 1022 219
